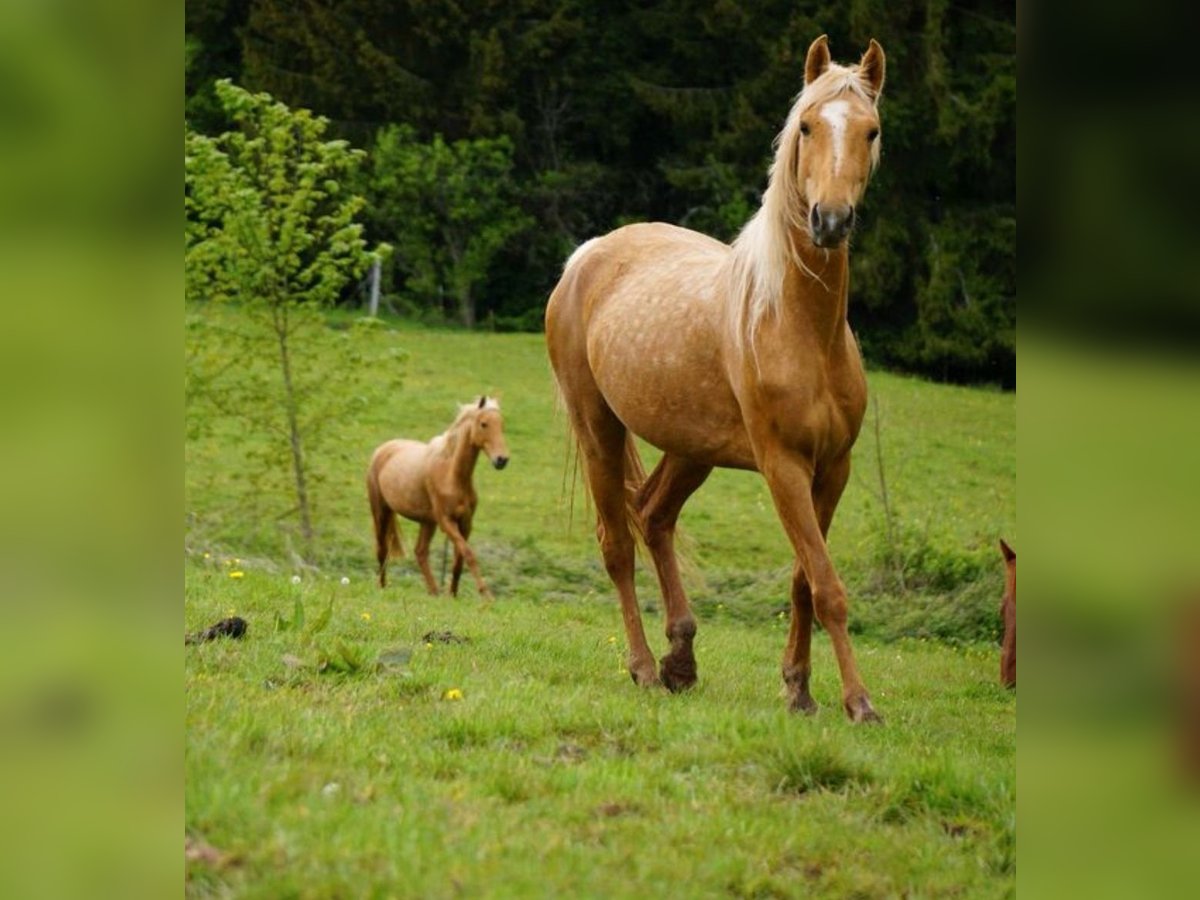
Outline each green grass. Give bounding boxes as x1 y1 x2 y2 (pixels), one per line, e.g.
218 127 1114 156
186 312 1015 896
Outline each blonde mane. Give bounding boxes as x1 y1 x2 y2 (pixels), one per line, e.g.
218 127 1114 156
725 63 880 344
432 397 500 450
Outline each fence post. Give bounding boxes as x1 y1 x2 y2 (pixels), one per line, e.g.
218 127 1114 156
367 258 381 317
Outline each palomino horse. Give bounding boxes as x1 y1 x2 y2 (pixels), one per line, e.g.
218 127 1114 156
546 36 886 722
999 539 1016 688
366 397 510 599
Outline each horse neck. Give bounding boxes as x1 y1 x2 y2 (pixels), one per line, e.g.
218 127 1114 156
777 232 850 355
443 419 481 485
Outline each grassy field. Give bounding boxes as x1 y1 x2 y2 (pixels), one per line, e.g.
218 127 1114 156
185 312 1015 897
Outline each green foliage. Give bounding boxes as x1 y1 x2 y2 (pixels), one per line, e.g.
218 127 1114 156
365 125 531 327
186 1 1015 383
185 80 395 560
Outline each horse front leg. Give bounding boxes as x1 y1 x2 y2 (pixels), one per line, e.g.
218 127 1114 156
761 450 879 723
781 456 850 715
449 515 471 597
436 515 493 601
414 521 440 595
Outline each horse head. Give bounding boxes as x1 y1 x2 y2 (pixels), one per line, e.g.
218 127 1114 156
470 396 510 470
789 35 886 249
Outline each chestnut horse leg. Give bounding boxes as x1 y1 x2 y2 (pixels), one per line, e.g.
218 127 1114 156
436 515 493 601
414 521 440 595
573 404 658 687
781 457 850 715
636 454 712 691
449 516 471 597
762 450 879 723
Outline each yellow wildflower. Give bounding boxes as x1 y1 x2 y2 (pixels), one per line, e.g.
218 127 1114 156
607 636 616 644
229 571 245 579
360 611 372 622
443 688 463 701
425 642 433 649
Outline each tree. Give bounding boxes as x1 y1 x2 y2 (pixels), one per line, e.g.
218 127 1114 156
367 125 530 328
185 80 390 560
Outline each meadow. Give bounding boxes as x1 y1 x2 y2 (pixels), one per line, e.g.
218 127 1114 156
185 313 1015 897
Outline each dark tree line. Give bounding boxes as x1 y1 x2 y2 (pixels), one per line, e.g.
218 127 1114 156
186 0 1015 386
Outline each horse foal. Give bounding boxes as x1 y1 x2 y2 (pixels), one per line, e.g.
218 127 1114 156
366 397 509 599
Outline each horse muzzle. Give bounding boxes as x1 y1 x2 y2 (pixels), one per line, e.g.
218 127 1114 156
492 456 509 470
810 203 855 248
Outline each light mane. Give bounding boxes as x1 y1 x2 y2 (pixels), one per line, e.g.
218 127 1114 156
433 397 500 448
725 63 880 345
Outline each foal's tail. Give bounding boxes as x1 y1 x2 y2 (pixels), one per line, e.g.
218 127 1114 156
366 453 404 587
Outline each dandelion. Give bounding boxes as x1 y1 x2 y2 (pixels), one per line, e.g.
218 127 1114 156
443 688 463 701
340 576 350 586
225 607 236 617
717 603 725 610
291 575 301 585
360 611 372 622
777 610 786 620
607 636 616 644
229 571 245 579
203 552 211 560
425 642 433 649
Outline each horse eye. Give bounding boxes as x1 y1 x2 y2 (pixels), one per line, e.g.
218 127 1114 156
799 122 811 136
867 128 879 142
481 422 488 428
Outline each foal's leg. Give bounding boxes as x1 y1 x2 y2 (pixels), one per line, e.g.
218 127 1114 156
436 516 493 601
637 455 712 691
449 516 470 597
414 521 439 595
781 460 848 715
761 450 879 723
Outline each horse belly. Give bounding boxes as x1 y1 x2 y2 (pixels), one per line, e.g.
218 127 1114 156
377 442 434 521
586 300 750 466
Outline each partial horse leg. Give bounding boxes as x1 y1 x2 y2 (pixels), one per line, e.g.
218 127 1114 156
414 521 439 595
761 450 879 723
781 459 848 715
636 454 712 691
575 410 658 687
449 517 470 597
783 563 818 714
436 516 493 601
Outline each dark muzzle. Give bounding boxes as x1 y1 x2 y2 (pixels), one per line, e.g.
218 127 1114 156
810 203 855 248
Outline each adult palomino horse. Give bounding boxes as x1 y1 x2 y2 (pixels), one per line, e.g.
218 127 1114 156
546 36 886 722
367 397 510 599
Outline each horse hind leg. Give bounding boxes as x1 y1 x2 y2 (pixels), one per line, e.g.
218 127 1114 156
637 454 712 692
575 402 659 687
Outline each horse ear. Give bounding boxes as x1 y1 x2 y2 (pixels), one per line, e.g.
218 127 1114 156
999 538 1015 563
478 395 487 409
804 35 831 88
859 39 886 100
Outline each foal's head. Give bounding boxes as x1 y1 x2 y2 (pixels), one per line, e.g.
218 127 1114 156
465 396 510 470
789 35 886 248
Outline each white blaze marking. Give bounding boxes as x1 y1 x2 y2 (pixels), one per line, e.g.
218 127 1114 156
820 100 850 174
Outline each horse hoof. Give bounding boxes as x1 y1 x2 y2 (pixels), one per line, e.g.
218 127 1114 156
659 652 697 693
788 694 819 716
629 665 660 688
845 697 883 725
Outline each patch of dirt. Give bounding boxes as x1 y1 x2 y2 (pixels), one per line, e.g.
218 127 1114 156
422 630 469 644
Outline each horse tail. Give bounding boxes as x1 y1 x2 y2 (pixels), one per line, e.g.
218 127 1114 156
367 451 404 587
622 432 648 546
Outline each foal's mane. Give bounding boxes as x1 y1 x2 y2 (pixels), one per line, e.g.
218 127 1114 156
726 62 880 343
433 397 499 457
